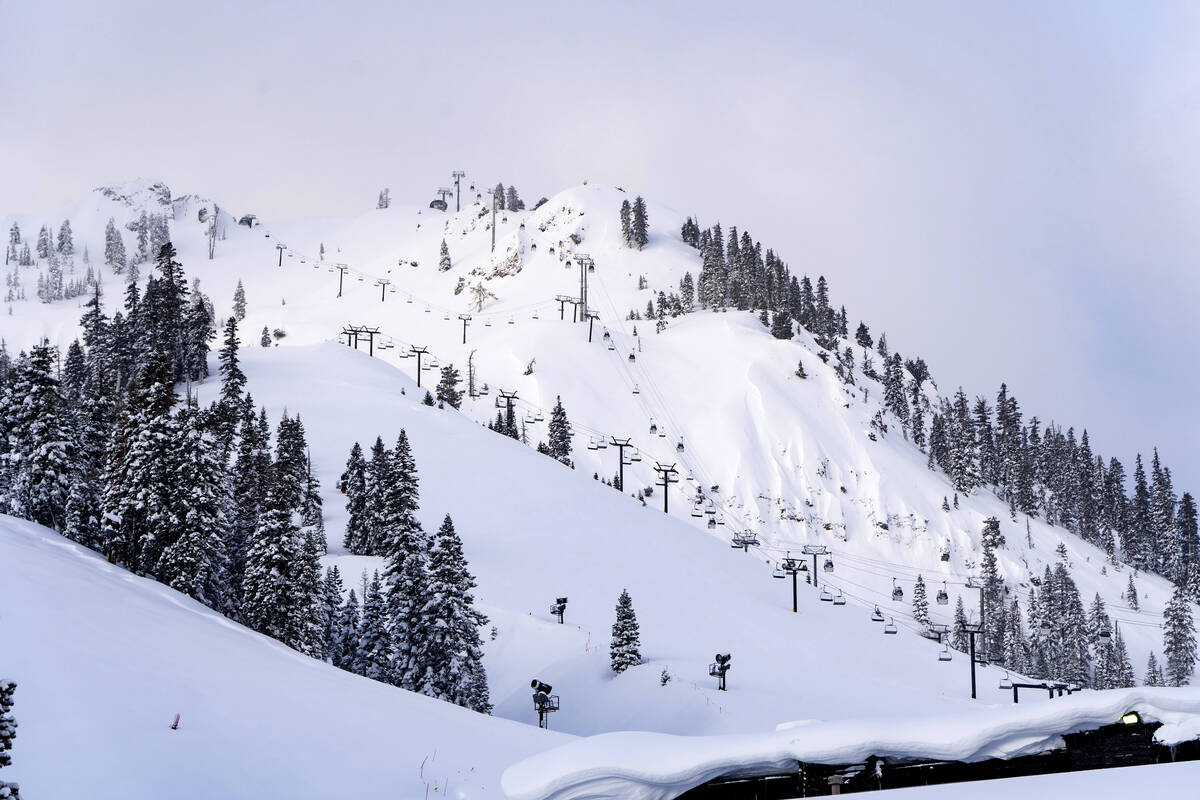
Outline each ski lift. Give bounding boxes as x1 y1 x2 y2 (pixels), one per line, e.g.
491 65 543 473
891 578 904 602
534 412 545 422
524 414 537 424
628 353 636 362
820 589 833 602
691 505 703 518
630 451 642 463
884 618 898 635
508 317 515 325
357 275 365 282
1039 619 1052 631
608 343 616 351
823 558 834 573
649 421 658 435
631 383 639 394
999 671 1013 690
707 517 717 529
602 330 611 340
833 590 847 606
676 440 685 453
936 582 949 606
532 310 540 320
425 306 432 313
1099 625 1112 640
406 295 414 303
484 319 492 327
443 312 450 321
871 606 885 622
938 646 953 662
479 386 490 396
772 566 786 579
596 440 608 450
587 440 598 451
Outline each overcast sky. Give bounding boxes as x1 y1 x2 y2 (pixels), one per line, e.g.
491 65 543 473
1 1 1196 490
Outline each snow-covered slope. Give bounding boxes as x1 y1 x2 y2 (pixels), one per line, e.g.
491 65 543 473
1 178 1182 685
0 515 562 799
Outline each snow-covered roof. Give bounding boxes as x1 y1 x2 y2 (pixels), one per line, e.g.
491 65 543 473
501 687 1200 800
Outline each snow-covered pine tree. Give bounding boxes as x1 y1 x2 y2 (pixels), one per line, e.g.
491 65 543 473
104 217 126 274
546 396 573 467
388 547 431 691
215 315 246 451
610 589 642 674
951 596 969 652
1111 623 1136 688
1087 593 1113 689
439 239 451 271
0 678 16 798
321 565 345 663
229 402 271 603
619 200 633 247
156 409 232 613
1145 651 1165 686
1126 574 1139 610
3 342 75 531
436 364 462 409
241 487 313 651
272 413 310 514
334 588 360 670
421 514 491 711
353 570 392 681
261 326 271 347
631 196 648 250
232 280 246 320
770 309 793 340
339 442 371 554
912 574 929 625
1163 582 1197 686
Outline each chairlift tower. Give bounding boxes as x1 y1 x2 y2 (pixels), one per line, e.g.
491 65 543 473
800 545 831 591
965 576 987 660
375 278 390 302
497 389 519 431
586 312 600 342
458 313 472 344
550 597 568 624
452 170 465 212
334 263 350 297
342 325 380 356
608 437 633 492
575 253 594 322
409 345 430 387
960 622 984 699
276 242 287 267
554 295 574 321
653 462 679 513
777 552 809 613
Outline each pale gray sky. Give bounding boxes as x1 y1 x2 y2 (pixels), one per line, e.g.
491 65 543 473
1 0 1197 490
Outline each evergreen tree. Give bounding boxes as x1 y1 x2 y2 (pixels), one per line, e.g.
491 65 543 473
631 196 648 250
215 315 246 449
339 442 371 554
1163 582 1197 686
334 588 361 670
620 200 633 247
1145 651 1165 686
912 574 929 625
321 565 345 663
156 411 232 612
233 280 247 320
3 342 75 531
229 403 271 603
1111 623 1136 688
436 363 462 409
855 322 873 349
439 239 451 271
952 596 969 652
680 272 695 309
1126 574 1139 610
770 309 793 339
546 395 573 467
353 571 392 681
261 326 271 347
57 219 74 258
0 678 16 798
104 217 126 274
421 515 491 711
610 588 642 674
388 547 431 691
242 485 318 652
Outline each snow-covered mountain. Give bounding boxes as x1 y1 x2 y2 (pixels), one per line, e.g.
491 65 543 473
1 177 1195 797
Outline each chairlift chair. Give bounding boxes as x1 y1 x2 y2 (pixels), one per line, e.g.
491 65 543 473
772 566 786 579
508 317 515 325
357 275 365 282
823 558 834 573
603 330 611 340
587 440 598 451
891 578 904 602
707 517 717 529
884 618 898 635
833 591 847 606
484 319 492 327
820 589 833 602
534 412 545 422
596 440 608 449
677 440 685 453
871 606 885 622
608 343 616 351
443 312 451 320
938 647 953 662
1099 625 1112 639
649 421 658 435
936 582 949 605
691 505 703 518
406 295 414 303
999 672 1013 690
631 383 639 393
628 353 636 362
